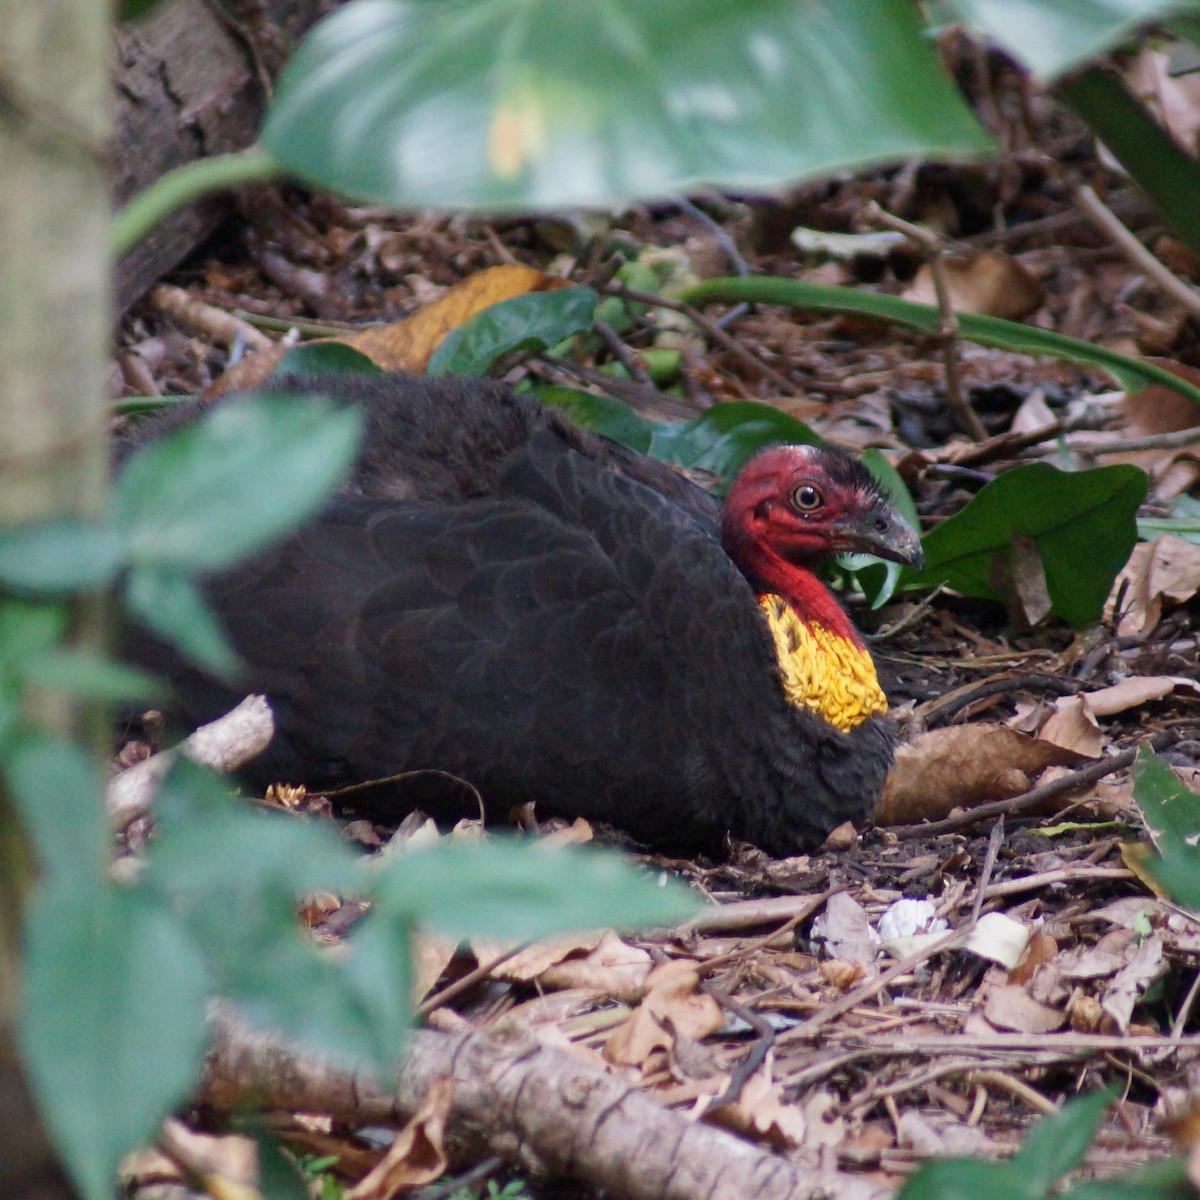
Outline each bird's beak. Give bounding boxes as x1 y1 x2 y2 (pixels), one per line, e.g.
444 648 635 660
839 506 924 570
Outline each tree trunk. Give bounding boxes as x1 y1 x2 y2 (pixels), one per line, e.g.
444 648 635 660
113 0 333 316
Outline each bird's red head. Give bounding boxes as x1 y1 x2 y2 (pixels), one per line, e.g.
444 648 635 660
721 443 923 634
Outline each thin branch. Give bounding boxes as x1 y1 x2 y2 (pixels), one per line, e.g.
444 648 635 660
1075 184 1200 319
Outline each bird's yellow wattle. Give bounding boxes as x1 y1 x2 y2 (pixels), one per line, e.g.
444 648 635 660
758 594 887 732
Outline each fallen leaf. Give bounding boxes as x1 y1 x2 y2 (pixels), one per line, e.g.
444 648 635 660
604 960 723 1067
962 912 1032 970
903 251 1044 321
982 982 1066 1033
876 724 1090 826
705 1056 809 1149
345 1077 453 1200
1100 934 1165 1032
1107 535 1200 636
1039 697 1104 756
811 892 880 967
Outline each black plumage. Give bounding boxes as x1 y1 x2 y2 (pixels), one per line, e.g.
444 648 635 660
122 373 920 854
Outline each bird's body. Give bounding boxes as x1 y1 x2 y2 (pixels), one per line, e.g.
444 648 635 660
122 373 921 854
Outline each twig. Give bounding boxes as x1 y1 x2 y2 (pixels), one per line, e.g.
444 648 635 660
608 283 798 393
1068 427 1200 456
887 731 1178 841
152 285 275 352
861 201 988 441
1075 184 1200 320
679 891 830 934
594 318 653 384
671 195 752 277
414 944 533 1020
700 980 776 1109
969 818 1005 927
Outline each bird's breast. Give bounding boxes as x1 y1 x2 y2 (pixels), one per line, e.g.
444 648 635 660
757 594 887 732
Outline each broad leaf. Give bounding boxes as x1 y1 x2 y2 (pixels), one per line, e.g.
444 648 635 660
3 729 108 880
0 519 122 593
902 463 1147 628
539 386 656 453
940 0 1200 80
1011 1090 1113 1194
370 839 699 939
116 391 362 571
23 649 159 705
264 0 990 209
123 566 240 679
1132 745 1200 909
428 287 598 377
1065 1156 1193 1198
21 877 211 1200
275 342 384 377
0 600 70 746
146 763 405 1072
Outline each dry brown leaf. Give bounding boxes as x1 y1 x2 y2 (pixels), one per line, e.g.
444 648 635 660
340 264 559 370
603 959 723 1067
1038 698 1104 756
981 982 1066 1033
705 1057 809 1149
902 251 1044 321
811 891 880 968
1124 48 1200 157
875 724 1090 826
411 933 460 1003
538 930 653 999
1107 535 1200 636
470 931 603 984
345 1076 453 1200
1100 934 1165 1032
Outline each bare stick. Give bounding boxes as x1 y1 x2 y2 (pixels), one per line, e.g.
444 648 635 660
1076 185 1200 320
860 202 987 441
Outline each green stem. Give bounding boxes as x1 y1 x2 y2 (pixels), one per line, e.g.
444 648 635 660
113 145 286 257
679 275 1200 408
1057 66 1200 262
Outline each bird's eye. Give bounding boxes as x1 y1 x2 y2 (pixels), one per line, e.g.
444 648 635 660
792 484 824 511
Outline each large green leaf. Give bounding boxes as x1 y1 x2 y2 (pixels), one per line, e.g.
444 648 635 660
428 287 598 376
370 839 699 939
903 463 1147 628
20 877 211 1200
1133 746 1200 909
940 0 1200 80
123 566 240 679
680 277 1200 410
263 0 990 210
898 1091 1111 1200
116 391 363 572
147 762 410 1073
0 519 122 593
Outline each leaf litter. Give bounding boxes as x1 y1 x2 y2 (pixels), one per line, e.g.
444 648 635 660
112 58 1200 1200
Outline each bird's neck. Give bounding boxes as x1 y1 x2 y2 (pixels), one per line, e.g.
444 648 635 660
732 543 887 733
736 542 863 648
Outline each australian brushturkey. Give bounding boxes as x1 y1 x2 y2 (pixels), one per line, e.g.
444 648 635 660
122 372 923 854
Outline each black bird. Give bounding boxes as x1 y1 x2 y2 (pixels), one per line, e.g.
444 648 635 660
122 373 922 854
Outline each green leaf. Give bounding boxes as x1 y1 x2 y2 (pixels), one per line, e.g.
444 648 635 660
897 1157 1026 1200
146 763 406 1073
20 876 211 1200
538 386 656 453
679 276 1200 410
0 600 71 748
370 839 699 939
942 0 1200 80
903 463 1147 628
124 566 241 679
22 649 160 705
0 519 123 593
1065 1155 1193 1199
264 0 990 210
1011 1091 1113 1194
428 287 598 377
274 342 384 378
648 402 820 488
898 1093 1113 1200
1133 746 1200 908
116 391 363 572
3 728 108 881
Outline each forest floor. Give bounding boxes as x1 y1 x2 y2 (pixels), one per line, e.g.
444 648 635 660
114 56 1200 1200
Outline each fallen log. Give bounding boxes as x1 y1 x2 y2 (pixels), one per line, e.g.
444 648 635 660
113 0 329 315
203 1014 888 1200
